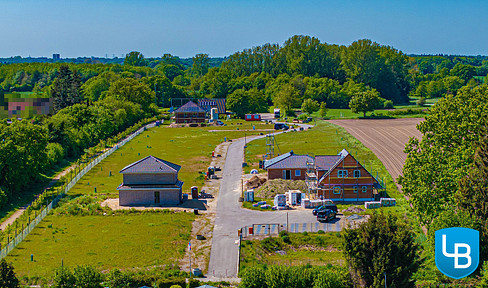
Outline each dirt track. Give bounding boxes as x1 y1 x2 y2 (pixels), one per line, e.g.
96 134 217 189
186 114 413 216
328 118 423 191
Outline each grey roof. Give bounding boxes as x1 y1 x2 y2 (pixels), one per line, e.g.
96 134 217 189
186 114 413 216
117 180 184 190
175 101 205 113
120 156 181 174
265 152 313 169
263 152 292 169
315 155 341 170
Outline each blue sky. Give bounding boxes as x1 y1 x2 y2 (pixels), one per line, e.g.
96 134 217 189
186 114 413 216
2 0 487 58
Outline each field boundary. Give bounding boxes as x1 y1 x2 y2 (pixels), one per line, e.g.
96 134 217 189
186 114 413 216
0 122 156 259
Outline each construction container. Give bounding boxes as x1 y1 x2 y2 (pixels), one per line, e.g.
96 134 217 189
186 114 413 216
274 194 286 207
191 186 199 199
285 190 303 206
365 201 382 209
248 226 254 235
380 198 396 207
244 190 254 202
211 108 218 121
301 198 311 208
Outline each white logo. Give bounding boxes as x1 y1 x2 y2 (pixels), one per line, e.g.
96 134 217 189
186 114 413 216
442 234 471 269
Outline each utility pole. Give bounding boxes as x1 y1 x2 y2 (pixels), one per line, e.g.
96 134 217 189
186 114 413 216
286 212 289 232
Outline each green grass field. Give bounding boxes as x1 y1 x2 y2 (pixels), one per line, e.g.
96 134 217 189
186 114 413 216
6 211 194 278
240 232 344 273
69 121 265 199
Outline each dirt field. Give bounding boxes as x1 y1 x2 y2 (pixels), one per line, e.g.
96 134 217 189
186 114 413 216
328 118 423 191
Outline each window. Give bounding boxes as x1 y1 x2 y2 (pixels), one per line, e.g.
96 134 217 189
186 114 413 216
295 170 301 177
338 170 348 178
362 186 368 193
333 187 342 195
354 170 361 178
353 186 358 193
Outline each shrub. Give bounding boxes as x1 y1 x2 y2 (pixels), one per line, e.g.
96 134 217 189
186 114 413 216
106 269 134 288
383 100 394 109
260 237 282 252
72 265 103 288
278 230 288 237
282 235 291 244
0 259 19 288
240 266 266 288
317 230 325 234
52 266 75 288
154 278 186 288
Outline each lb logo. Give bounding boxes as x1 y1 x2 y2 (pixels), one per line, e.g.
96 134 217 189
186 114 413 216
435 227 479 279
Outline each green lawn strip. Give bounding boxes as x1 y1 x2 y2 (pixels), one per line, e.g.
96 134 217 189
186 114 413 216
6 211 194 278
241 197 275 211
244 120 406 214
69 125 262 199
239 232 344 273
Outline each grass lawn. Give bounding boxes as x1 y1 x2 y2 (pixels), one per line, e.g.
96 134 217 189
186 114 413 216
244 120 406 211
241 197 275 211
69 122 264 199
239 232 344 273
6 211 194 278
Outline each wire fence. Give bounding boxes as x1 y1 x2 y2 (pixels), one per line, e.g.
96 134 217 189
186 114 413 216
0 122 156 260
240 221 343 239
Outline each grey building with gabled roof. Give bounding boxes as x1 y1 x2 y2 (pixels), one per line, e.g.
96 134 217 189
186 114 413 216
117 156 184 206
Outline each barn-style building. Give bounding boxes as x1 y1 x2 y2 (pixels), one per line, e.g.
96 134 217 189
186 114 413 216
174 101 206 124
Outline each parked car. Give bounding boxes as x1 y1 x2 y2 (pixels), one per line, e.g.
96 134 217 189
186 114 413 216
316 209 336 222
215 120 224 126
312 204 338 215
274 123 289 130
303 117 313 123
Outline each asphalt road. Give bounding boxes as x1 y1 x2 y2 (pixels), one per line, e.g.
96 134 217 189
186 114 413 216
207 124 331 278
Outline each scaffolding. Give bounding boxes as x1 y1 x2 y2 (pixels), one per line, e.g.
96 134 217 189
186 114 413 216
305 156 317 199
265 132 280 160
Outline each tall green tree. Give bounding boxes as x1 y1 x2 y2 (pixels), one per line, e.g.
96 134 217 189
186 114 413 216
301 98 320 114
51 65 82 112
124 51 146 67
399 85 488 225
343 213 419 288
227 89 250 118
105 78 155 111
348 89 382 117
191 53 210 77
273 83 300 115
0 260 19 288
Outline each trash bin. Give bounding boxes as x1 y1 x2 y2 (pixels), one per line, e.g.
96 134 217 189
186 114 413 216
191 186 199 199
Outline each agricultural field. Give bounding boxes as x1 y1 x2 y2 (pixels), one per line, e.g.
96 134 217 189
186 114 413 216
327 118 423 189
5 211 194 278
239 231 344 273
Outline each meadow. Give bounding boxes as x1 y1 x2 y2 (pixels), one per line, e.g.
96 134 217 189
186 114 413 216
239 231 344 273
5 211 194 278
69 120 270 199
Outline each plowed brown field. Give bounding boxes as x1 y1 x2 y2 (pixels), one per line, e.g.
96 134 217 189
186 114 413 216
328 118 423 192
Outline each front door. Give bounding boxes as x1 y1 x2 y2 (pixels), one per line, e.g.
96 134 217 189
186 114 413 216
283 170 291 179
154 191 160 204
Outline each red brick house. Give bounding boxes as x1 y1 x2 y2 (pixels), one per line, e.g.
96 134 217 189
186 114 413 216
264 151 312 180
264 149 384 201
174 101 206 124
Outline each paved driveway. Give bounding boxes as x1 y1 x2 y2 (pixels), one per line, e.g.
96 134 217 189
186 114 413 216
207 127 335 278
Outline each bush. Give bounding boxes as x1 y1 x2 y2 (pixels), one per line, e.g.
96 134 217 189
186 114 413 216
240 266 266 288
106 269 135 288
260 237 282 252
0 259 19 288
0 187 8 209
72 265 103 288
416 97 426 106
297 113 309 120
383 100 394 109
278 230 288 237
52 266 75 288
282 235 291 244
154 278 186 288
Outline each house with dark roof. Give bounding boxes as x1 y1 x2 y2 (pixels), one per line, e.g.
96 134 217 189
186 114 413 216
264 149 384 201
174 101 206 124
117 156 184 206
264 151 313 180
